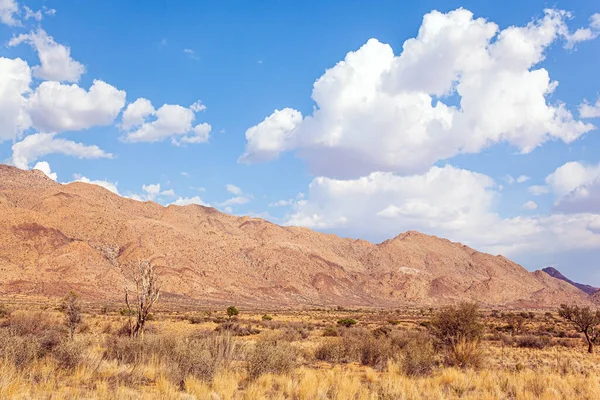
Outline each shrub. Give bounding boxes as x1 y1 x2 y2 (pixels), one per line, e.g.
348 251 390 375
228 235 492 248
226 306 239 319
0 304 9 319
314 339 347 363
322 326 340 337
516 335 552 349
262 314 273 321
53 340 86 369
429 302 483 345
215 322 260 336
401 333 437 376
337 318 357 328
5 311 58 336
246 336 298 379
0 330 42 367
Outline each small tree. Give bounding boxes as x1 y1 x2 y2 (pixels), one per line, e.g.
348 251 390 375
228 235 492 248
61 291 82 340
337 318 357 328
226 306 239 320
558 304 600 354
125 259 161 338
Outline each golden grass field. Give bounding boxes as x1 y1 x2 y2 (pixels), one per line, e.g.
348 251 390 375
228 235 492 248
0 297 599 399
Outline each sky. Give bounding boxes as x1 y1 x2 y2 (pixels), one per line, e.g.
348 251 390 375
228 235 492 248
1 1 600 285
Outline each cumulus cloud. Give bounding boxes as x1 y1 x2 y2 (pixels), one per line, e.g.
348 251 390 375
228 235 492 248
32 161 56 181
284 165 600 256
579 98 600 118
11 132 112 169
529 185 549 196
517 175 531 183
0 57 31 142
170 196 209 207
522 200 538 210
71 175 119 194
241 8 595 178
129 183 176 202
120 98 211 144
547 161 600 213
0 0 19 26
27 80 126 133
8 29 85 82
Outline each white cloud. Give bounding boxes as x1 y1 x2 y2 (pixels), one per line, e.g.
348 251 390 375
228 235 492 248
183 48 198 59
121 99 211 144
522 200 538 210
171 196 209 207
241 9 595 178
226 184 243 195
284 165 600 256
592 13 600 30
32 161 56 181
23 6 41 21
529 185 549 196
9 29 85 82
27 80 127 133
579 98 600 118
269 199 293 207
11 132 112 169
219 196 251 207
130 183 175 202
0 0 20 26
71 175 119 194
190 101 206 112
517 175 531 183
0 57 31 142
121 98 154 130
546 161 600 197
546 161 600 213
269 193 305 207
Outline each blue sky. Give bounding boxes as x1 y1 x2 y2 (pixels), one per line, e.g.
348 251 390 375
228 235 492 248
1 0 600 285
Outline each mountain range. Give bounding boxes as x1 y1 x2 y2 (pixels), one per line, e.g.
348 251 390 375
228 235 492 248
0 164 595 308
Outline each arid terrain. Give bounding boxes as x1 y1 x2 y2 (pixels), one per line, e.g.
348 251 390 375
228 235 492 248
0 164 595 309
0 298 599 399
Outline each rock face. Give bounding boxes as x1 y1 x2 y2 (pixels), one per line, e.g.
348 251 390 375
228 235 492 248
542 267 599 296
0 164 592 307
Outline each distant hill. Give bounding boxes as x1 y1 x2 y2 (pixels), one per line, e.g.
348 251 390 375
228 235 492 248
0 164 593 308
541 267 598 296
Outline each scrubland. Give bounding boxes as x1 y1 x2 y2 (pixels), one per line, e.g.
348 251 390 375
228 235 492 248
0 299 599 399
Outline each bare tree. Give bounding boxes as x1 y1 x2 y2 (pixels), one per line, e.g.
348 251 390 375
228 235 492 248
558 304 600 354
61 291 82 340
125 259 161 338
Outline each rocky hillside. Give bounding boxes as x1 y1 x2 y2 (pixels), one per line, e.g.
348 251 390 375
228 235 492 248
0 164 592 308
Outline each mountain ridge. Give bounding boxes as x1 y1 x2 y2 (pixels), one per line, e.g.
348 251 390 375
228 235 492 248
0 164 593 308
541 267 598 296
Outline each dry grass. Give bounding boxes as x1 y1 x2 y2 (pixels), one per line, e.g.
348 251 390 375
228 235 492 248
0 302 599 399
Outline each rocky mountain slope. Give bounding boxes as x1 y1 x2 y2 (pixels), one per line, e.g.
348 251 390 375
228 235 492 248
0 164 592 308
542 267 598 296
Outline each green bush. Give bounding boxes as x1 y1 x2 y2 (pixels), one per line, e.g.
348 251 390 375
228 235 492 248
337 318 357 328
261 314 273 321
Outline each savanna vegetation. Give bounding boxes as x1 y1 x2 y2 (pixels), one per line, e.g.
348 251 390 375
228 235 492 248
0 295 599 399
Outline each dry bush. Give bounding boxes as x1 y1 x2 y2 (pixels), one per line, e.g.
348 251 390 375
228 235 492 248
429 302 483 345
399 332 437 376
215 322 260 336
4 311 59 336
314 338 347 363
53 340 86 369
516 335 552 349
322 326 339 337
0 330 41 367
246 336 299 380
